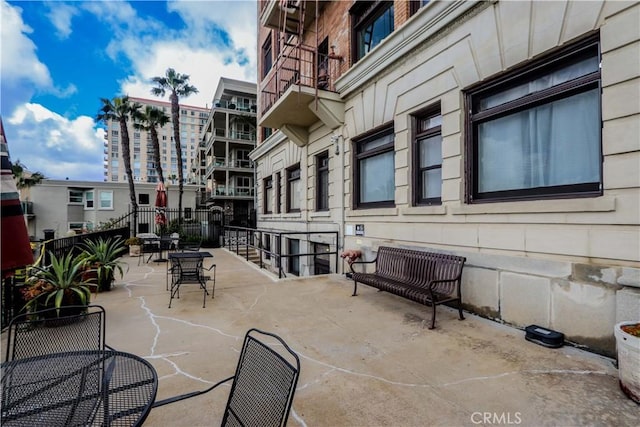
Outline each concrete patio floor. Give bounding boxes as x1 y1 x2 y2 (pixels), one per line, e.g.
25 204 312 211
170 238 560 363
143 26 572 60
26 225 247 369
65 249 640 425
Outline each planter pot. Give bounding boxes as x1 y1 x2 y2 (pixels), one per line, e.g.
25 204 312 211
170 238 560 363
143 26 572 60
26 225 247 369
129 245 141 257
614 321 640 404
82 267 114 292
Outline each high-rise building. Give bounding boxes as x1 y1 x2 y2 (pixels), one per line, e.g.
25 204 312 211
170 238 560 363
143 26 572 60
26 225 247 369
196 78 257 224
253 0 640 356
103 97 209 185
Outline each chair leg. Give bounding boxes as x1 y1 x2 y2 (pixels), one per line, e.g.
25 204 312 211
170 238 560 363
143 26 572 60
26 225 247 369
211 265 216 299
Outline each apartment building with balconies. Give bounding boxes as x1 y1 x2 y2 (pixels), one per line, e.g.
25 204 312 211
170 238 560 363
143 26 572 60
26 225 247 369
252 0 640 356
197 78 257 225
104 97 209 188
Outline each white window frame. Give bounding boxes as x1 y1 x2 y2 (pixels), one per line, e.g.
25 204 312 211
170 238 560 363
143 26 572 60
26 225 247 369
84 190 94 210
99 190 114 210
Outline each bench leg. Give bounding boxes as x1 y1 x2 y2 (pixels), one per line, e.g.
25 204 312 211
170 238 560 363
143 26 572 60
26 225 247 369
429 304 437 329
458 300 465 321
352 280 358 296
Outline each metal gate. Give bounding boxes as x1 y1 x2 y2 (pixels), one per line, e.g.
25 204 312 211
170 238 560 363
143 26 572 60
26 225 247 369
134 208 225 248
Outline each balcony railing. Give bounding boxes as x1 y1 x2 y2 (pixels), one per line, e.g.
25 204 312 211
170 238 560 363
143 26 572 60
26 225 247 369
213 99 257 113
212 187 255 197
261 46 341 117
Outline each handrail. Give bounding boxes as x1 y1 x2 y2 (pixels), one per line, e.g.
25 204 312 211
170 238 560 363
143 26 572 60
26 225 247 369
223 226 339 279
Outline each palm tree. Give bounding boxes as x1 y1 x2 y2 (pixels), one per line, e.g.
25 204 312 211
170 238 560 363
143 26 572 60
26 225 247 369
150 68 198 219
133 106 169 184
12 160 45 189
96 96 142 229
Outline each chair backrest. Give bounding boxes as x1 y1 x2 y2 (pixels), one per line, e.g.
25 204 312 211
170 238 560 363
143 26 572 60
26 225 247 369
171 257 203 282
4 305 107 362
222 328 300 427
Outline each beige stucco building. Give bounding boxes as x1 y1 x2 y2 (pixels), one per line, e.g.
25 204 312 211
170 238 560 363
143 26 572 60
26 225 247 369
24 180 199 240
251 0 640 356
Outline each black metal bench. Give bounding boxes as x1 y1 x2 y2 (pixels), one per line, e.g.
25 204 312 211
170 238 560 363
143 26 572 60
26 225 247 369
350 246 466 329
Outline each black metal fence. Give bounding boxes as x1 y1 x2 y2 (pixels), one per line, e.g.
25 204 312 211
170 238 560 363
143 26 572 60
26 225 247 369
223 226 339 279
1 227 130 330
134 208 224 248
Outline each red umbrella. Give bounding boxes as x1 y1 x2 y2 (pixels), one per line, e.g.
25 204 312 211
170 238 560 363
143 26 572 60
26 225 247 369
154 181 167 227
1 118 34 278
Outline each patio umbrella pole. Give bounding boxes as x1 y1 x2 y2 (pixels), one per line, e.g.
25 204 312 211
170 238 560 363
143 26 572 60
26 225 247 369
154 181 168 262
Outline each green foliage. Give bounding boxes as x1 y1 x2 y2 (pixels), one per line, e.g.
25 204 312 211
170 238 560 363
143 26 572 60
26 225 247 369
23 252 95 312
124 237 143 246
79 237 128 290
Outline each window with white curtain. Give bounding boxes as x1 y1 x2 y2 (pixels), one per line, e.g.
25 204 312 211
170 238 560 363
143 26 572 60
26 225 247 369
466 35 601 202
354 124 395 208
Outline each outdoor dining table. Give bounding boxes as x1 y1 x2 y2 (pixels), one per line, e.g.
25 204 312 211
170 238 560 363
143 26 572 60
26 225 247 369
1 350 157 427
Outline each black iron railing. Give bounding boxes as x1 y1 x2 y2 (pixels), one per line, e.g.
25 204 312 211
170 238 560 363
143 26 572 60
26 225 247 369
223 226 339 279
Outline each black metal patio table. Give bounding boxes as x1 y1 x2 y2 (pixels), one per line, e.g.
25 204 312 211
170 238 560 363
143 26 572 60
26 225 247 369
1 350 157 427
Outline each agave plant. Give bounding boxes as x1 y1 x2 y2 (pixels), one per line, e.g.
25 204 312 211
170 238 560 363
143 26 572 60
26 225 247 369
22 252 95 312
79 237 128 291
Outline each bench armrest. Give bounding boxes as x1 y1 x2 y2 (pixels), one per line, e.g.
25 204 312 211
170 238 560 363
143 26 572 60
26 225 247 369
349 258 377 274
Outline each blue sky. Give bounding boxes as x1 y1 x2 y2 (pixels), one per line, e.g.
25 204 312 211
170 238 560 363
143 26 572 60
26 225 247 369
1 0 257 181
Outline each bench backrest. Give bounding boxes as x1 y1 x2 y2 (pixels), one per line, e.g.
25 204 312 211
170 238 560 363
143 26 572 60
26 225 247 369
375 246 466 295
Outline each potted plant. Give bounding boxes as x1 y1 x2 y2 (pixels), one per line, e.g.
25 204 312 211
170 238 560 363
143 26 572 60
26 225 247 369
125 237 143 257
21 251 96 317
80 236 127 292
614 321 640 404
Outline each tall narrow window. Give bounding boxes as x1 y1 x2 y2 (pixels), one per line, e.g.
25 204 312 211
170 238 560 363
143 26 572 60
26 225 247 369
316 152 329 211
275 172 281 214
84 191 94 209
413 108 442 205
466 35 602 202
351 1 394 62
286 164 301 212
288 238 300 276
313 243 331 275
353 124 395 209
264 176 273 214
262 34 273 77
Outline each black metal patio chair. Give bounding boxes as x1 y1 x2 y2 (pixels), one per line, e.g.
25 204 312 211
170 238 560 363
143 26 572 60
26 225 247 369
168 256 215 308
4 305 108 362
152 328 300 427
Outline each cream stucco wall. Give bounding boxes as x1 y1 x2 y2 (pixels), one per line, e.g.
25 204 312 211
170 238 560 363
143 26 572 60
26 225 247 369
252 0 640 356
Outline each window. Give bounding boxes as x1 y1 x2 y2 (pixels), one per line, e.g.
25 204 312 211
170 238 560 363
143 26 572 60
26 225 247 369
262 34 273 77
264 234 271 260
138 223 150 234
69 190 83 204
84 191 94 209
288 239 300 276
351 1 394 62
286 164 301 212
466 36 602 202
139 193 150 205
410 0 430 16
316 152 329 211
275 172 281 214
413 107 442 205
99 191 113 209
313 243 331 275
353 124 395 208
184 208 192 219
264 176 273 214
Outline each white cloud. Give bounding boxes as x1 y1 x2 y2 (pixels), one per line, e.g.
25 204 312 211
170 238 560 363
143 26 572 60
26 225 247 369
7 104 105 181
84 0 257 108
0 1 52 88
45 1 79 39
